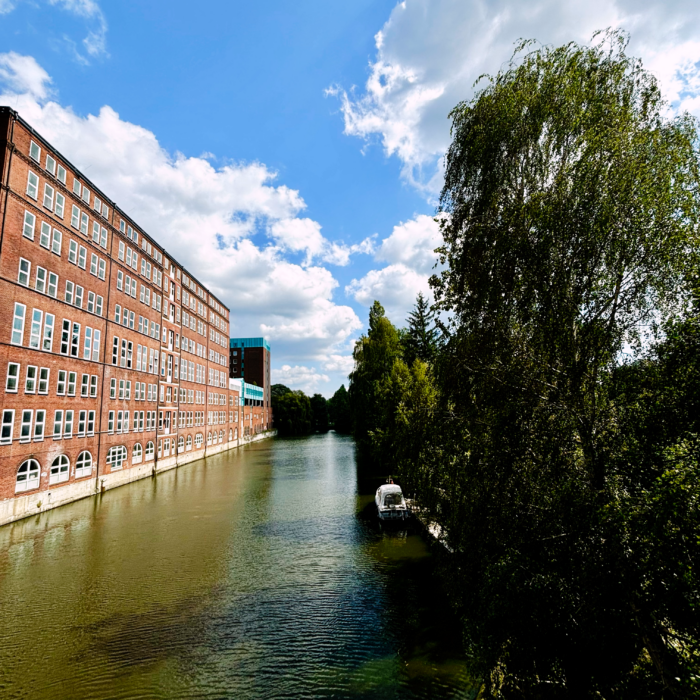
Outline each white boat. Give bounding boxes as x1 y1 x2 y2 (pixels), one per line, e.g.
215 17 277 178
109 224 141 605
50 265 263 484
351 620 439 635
375 483 409 521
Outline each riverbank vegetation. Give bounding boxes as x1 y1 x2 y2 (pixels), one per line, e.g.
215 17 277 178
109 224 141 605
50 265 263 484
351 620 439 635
348 32 700 699
272 384 352 435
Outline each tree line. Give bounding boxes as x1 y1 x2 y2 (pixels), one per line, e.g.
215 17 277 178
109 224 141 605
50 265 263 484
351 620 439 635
271 383 351 436
347 32 700 699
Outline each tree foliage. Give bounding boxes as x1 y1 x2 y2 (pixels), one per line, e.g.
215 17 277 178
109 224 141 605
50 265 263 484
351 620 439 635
328 384 352 433
352 32 700 697
272 390 313 436
349 301 402 462
402 292 440 366
310 393 330 432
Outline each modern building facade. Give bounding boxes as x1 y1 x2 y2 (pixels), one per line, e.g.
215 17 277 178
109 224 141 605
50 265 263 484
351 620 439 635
0 108 272 527
229 337 271 420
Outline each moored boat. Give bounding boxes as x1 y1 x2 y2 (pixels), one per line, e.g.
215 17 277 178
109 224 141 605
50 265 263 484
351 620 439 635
375 483 409 521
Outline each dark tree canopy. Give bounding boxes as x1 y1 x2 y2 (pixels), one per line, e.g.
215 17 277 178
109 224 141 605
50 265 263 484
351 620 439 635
310 393 329 432
328 384 351 433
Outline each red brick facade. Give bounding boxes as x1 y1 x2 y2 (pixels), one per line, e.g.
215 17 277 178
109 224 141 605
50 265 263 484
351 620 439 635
0 108 260 525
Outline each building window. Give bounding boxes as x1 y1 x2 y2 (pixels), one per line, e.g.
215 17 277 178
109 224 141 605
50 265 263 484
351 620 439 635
57 164 66 184
186 434 192 450
73 178 81 196
80 212 88 236
41 222 52 249
52 228 62 255
45 154 56 175
43 183 54 210
178 435 184 453
53 410 63 438
55 192 65 218
82 187 90 205
27 171 39 199
29 309 42 348
71 205 80 229
5 363 19 392
34 410 45 440
195 433 203 448
18 258 30 286
47 272 58 297
25 365 37 393
107 445 127 471
19 410 32 443
75 451 92 478
32 264 44 291
38 367 49 394
79 246 87 269
11 303 26 345
29 140 41 161
56 370 66 395
16 459 40 492
49 455 70 484
23 211 35 239
132 443 143 464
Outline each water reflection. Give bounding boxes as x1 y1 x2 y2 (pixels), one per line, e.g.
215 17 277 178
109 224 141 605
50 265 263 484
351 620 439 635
0 432 475 699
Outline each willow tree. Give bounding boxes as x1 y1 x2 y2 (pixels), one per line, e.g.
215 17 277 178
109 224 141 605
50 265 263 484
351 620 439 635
430 31 700 697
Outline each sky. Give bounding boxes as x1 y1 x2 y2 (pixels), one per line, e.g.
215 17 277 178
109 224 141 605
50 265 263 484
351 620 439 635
1 0 700 395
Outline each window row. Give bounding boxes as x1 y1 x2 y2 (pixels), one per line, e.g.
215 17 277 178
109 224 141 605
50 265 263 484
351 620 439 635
17 256 105 310
208 368 228 387
107 378 159 402
67 237 107 277
5 363 98 397
15 451 93 493
107 410 158 434
1 408 96 444
113 304 160 340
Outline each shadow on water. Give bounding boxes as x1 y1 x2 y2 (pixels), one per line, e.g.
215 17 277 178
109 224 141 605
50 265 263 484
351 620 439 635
0 432 477 700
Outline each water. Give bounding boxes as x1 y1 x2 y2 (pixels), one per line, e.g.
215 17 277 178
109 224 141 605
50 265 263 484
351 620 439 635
0 433 474 699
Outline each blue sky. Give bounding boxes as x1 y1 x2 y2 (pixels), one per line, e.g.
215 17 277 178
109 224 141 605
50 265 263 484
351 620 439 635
2 0 700 394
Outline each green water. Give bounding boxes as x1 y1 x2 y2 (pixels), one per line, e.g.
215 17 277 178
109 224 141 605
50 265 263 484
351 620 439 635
0 432 474 699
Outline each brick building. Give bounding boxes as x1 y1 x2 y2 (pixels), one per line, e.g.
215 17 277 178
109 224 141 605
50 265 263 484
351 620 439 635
0 108 272 527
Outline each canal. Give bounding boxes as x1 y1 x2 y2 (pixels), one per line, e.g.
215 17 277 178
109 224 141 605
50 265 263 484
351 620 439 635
0 432 474 700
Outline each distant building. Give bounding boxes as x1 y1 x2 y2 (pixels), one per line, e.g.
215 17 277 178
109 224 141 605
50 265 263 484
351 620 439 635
229 337 271 411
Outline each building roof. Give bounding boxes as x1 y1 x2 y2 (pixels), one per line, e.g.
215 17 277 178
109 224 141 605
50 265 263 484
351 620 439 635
229 337 270 352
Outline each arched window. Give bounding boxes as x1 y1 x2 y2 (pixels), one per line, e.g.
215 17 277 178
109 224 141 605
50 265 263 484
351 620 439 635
234 427 238 439
145 441 154 460
75 451 93 478
178 435 184 452
195 433 203 448
206 432 212 446
16 459 40 493
186 435 192 451
50 455 70 484
219 430 223 442
229 428 232 441
106 445 127 471
132 443 143 464
157 440 162 458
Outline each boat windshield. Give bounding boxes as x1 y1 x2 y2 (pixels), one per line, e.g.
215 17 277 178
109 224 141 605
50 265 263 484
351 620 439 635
384 493 403 507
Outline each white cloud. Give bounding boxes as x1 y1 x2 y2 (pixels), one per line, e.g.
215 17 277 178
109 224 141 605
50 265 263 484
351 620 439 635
377 213 441 273
333 0 700 195
346 213 442 325
0 52 363 395
347 263 432 326
0 0 16 15
272 365 330 395
0 53 53 100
